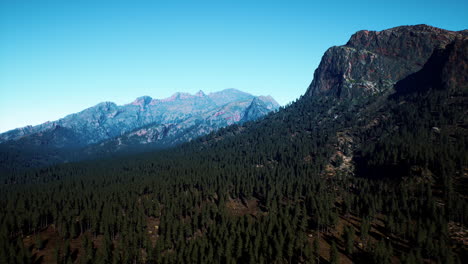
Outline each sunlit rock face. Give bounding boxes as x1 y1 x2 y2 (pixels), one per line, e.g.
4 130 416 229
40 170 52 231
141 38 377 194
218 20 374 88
0 89 279 151
306 25 468 98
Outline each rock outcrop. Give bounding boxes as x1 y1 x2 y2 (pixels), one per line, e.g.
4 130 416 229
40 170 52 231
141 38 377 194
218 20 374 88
306 25 468 98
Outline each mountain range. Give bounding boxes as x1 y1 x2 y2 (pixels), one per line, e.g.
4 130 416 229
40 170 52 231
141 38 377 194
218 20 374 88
0 24 467 263
0 88 279 170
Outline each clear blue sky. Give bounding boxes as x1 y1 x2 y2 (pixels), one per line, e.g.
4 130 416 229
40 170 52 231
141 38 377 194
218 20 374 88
0 0 467 132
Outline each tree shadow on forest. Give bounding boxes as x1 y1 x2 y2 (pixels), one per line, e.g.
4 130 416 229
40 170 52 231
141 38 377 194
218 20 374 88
32 255 43 264
322 232 356 263
353 153 410 180
29 238 49 264
71 248 79 262
370 225 409 254
352 44 455 181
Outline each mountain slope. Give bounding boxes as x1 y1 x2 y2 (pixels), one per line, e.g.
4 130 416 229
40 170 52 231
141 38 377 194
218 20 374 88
0 89 279 170
166 25 468 262
0 25 467 264
84 96 279 155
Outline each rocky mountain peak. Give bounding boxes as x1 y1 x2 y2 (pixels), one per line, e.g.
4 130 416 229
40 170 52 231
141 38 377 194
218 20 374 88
346 25 460 50
306 25 467 98
130 96 153 106
95 102 118 111
241 97 270 122
257 95 281 110
0 89 280 159
195 90 206 97
250 96 262 104
159 92 195 102
207 88 255 106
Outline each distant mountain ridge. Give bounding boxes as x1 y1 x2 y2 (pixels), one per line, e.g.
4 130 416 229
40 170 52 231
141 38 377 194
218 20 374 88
0 88 279 169
1 25 467 264
192 25 467 183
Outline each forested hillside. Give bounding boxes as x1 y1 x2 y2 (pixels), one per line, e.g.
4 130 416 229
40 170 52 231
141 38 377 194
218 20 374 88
0 25 467 264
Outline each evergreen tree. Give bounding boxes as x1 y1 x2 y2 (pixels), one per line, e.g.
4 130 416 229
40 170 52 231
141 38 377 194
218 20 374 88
330 241 339 264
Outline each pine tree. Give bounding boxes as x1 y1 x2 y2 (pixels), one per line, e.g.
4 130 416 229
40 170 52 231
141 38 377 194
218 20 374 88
330 241 339 264
35 234 45 251
343 225 355 254
313 236 320 264
54 245 62 264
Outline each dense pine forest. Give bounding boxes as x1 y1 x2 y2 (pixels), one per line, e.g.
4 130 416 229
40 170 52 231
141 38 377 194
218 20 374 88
1 69 467 264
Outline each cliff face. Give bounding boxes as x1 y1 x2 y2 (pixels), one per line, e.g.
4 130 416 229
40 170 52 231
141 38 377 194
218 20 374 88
301 25 468 181
306 25 468 98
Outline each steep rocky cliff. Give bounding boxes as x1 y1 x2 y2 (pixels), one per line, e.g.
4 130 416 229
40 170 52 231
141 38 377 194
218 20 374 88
304 25 468 180
306 25 467 98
